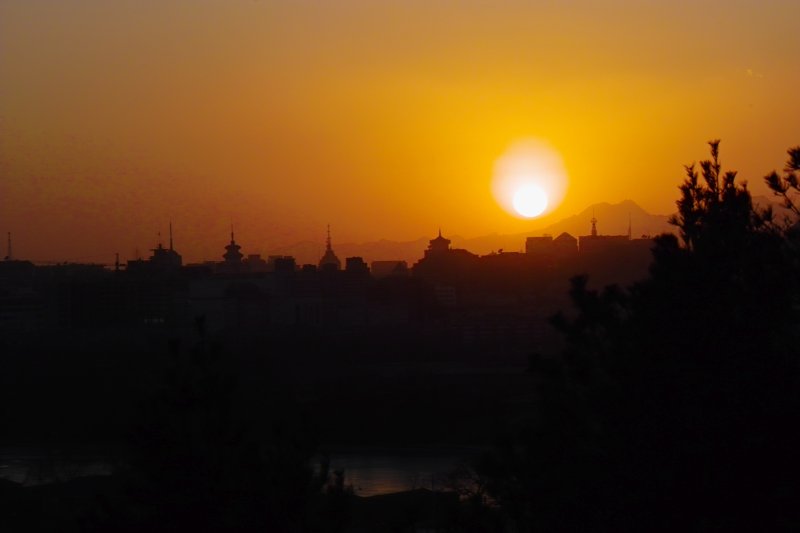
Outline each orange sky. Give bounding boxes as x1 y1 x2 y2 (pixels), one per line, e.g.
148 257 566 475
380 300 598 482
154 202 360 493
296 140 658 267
1 1 798 263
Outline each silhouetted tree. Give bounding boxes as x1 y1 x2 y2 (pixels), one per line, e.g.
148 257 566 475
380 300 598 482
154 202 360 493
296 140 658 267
109 320 341 532
765 146 800 218
477 141 800 531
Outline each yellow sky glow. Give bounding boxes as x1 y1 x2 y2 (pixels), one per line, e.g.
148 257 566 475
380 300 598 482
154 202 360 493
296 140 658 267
1 1 798 262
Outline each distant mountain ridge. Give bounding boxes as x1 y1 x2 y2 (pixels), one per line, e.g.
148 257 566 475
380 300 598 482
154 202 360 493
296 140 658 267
536 199 673 241
264 200 683 265
264 197 792 266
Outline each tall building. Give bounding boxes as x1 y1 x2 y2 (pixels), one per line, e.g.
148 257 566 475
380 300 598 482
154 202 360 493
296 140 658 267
150 222 183 269
318 225 341 271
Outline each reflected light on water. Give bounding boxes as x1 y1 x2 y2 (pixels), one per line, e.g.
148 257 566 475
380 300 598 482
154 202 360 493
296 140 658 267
326 450 477 497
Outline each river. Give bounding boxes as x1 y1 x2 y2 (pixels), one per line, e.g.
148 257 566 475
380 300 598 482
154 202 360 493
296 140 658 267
0 447 483 497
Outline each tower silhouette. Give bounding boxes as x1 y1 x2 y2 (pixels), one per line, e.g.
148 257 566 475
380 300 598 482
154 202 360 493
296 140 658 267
319 224 341 271
223 225 244 264
627 212 632 240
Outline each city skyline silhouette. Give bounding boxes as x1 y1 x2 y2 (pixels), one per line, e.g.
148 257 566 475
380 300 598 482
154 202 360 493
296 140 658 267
2 1 799 531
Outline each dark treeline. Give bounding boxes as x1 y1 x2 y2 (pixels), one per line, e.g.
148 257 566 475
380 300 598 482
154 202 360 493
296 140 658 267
473 142 800 531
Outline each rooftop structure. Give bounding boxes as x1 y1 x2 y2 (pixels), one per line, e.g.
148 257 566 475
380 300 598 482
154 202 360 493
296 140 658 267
525 232 577 257
578 216 632 253
223 226 244 265
150 222 183 269
424 229 451 257
319 225 341 271
127 223 182 272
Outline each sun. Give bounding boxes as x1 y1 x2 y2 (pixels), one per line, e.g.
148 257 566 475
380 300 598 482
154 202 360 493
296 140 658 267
513 184 548 218
492 138 569 219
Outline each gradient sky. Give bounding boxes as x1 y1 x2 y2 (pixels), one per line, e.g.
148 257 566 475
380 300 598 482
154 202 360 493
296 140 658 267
2 0 798 263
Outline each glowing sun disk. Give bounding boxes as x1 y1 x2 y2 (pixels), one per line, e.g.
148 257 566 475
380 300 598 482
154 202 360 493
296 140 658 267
513 185 548 217
492 138 569 219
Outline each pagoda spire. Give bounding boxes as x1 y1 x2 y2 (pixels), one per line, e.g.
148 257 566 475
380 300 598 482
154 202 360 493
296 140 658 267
223 224 243 265
426 227 451 256
326 224 332 251
5 232 11 261
591 209 598 237
169 221 174 251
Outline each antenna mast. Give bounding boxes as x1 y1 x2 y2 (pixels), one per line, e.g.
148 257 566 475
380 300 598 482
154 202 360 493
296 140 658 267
628 212 632 240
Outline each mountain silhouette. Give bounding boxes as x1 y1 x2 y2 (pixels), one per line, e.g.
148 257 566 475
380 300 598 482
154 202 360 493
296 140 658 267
536 199 673 240
263 200 678 265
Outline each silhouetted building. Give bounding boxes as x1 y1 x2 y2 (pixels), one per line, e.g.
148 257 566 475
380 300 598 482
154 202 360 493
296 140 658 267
525 235 553 255
433 285 457 307
569 215 657 286
244 254 268 273
0 257 41 333
127 224 182 273
0 258 35 285
525 232 577 261
148 242 183 269
553 232 578 255
218 227 244 274
273 256 297 273
318 225 341 271
578 216 630 253
425 229 451 257
266 255 295 271
413 230 479 289
371 260 409 279
223 229 244 263
345 256 369 275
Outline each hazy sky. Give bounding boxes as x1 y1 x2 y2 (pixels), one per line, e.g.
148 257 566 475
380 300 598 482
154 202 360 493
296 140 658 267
2 0 798 262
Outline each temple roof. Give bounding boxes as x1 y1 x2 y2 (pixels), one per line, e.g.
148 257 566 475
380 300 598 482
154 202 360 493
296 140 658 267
430 229 451 245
